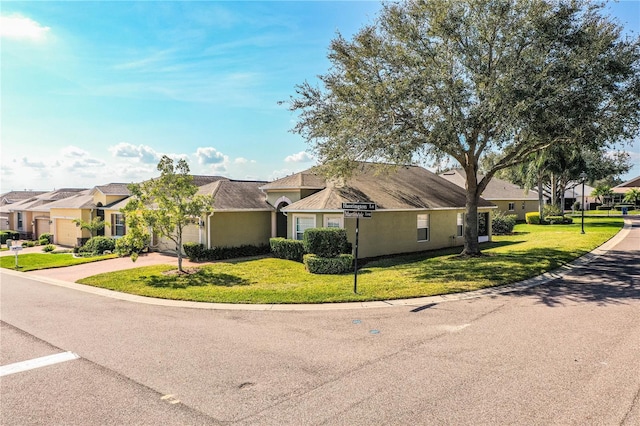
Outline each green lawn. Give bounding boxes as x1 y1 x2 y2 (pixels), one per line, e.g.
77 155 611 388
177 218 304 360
1 252 117 271
76 217 625 304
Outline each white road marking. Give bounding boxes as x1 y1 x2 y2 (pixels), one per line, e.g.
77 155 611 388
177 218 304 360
0 351 80 377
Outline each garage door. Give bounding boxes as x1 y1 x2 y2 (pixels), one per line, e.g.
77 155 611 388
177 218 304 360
35 218 50 238
55 219 77 247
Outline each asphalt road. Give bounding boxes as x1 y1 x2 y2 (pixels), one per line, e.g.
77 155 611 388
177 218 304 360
1 219 638 425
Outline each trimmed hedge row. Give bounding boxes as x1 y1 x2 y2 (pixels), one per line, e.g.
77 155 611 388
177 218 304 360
0 231 19 244
525 212 574 225
269 238 306 262
303 254 354 274
183 242 270 262
303 228 349 258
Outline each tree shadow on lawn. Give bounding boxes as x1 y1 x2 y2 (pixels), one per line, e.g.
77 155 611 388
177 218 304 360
147 269 250 289
410 247 587 289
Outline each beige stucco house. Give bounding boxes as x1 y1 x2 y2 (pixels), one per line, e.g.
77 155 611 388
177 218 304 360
262 163 495 259
439 169 539 221
0 191 47 231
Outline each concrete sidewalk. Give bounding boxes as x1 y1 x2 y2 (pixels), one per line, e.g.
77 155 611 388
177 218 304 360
3 216 638 310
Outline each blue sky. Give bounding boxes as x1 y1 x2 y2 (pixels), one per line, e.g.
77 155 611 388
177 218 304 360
1 1 639 192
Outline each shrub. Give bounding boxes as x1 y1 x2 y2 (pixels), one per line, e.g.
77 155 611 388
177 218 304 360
38 238 50 246
303 228 349 258
270 238 306 262
525 212 541 225
39 233 54 244
492 212 517 235
543 204 562 217
303 254 354 274
42 244 55 252
115 233 150 257
22 241 36 247
596 205 611 210
78 236 116 255
184 242 270 262
546 216 574 225
0 231 20 244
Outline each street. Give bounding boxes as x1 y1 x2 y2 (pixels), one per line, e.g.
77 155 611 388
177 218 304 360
1 219 639 425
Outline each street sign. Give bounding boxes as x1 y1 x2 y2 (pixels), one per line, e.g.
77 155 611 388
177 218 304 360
344 210 372 219
10 246 23 252
341 202 376 211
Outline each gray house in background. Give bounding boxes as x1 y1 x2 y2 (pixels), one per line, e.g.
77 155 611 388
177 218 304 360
439 169 539 221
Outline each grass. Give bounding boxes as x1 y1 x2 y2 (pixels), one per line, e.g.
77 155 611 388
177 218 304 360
1 252 118 272
76 217 625 304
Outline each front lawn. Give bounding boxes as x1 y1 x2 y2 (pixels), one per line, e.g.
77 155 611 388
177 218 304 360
77 217 624 304
1 252 118 271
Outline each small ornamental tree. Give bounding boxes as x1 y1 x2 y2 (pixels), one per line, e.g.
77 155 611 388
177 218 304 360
72 217 108 238
123 156 214 272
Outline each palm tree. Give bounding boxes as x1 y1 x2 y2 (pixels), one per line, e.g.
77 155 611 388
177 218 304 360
623 188 640 207
591 185 614 206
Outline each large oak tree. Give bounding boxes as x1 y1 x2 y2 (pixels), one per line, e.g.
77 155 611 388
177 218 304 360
285 0 640 255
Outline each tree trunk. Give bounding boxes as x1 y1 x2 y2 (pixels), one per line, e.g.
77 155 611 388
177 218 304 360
177 232 183 272
538 174 544 220
461 167 482 256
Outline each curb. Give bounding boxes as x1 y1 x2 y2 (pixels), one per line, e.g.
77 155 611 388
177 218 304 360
1 218 635 311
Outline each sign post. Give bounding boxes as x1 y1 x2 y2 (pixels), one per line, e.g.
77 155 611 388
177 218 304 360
342 202 376 294
10 245 23 269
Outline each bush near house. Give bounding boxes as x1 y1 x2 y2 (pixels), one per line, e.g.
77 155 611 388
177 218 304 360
525 212 541 225
269 238 306 262
183 242 270 262
302 228 353 274
303 253 354 274
0 231 20 245
78 236 116 255
39 233 54 244
303 228 350 258
492 212 517 235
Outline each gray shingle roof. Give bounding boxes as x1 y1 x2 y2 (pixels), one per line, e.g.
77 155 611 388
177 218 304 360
0 191 47 205
93 183 131 196
439 169 538 200
259 170 326 190
613 175 640 193
283 164 493 211
199 180 273 211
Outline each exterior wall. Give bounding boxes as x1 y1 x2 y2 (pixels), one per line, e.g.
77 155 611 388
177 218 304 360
51 208 92 246
289 209 493 259
104 209 126 238
264 189 321 208
93 192 127 206
153 223 202 253
265 190 303 207
209 211 272 247
491 199 538 221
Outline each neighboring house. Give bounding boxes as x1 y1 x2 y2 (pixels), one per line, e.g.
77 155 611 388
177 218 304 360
3 188 87 239
262 163 495 259
149 177 274 253
0 191 47 230
439 169 539 221
612 176 640 205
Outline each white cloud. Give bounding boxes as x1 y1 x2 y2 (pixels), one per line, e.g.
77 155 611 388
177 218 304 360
109 142 160 164
0 14 50 42
196 147 226 165
284 151 314 163
22 157 46 169
234 157 255 165
62 146 90 158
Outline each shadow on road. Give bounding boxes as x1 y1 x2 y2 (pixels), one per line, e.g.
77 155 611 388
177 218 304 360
515 250 639 307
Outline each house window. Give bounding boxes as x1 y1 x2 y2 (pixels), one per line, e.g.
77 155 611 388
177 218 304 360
112 214 126 236
417 214 429 242
17 212 23 229
324 215 343 229
508 202 515 211
295 216 315 240
457 213 464 237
